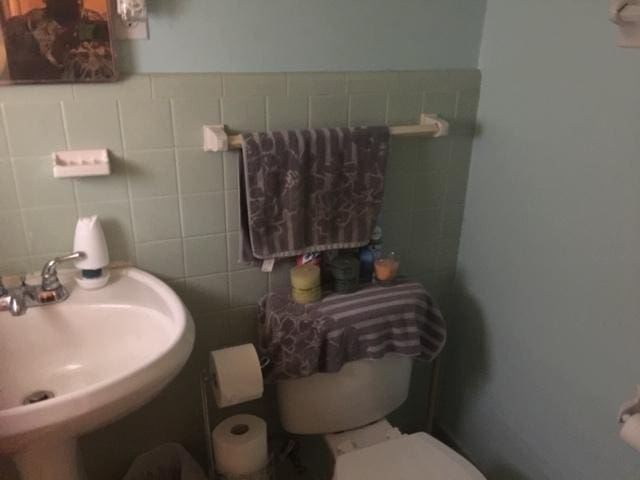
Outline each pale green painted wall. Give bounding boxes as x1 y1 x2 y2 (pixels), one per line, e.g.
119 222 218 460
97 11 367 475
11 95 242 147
117 0 486 73
0 70 480 479
441 1 640 478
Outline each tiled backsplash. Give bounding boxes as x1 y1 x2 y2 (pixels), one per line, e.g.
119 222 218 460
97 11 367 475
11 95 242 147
0 70 479 479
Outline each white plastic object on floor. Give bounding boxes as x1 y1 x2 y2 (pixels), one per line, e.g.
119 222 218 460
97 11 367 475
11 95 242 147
122 443 207 480
333 432 486 480
52 149 110 178
610 0 640 47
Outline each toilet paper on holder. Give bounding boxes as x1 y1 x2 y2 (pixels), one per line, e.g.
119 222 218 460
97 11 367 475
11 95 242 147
208 344 265 408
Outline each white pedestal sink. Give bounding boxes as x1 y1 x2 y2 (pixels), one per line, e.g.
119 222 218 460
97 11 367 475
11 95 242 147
0 267 195 480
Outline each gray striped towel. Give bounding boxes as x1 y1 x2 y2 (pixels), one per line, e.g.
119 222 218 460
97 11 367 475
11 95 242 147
239 126 390 262
258 282 446 382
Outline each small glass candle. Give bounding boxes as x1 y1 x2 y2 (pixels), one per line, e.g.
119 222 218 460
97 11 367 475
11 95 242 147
374 251 400 283
331 254 360 294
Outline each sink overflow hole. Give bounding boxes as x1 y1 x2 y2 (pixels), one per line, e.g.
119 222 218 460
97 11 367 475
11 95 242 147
23 390 55 405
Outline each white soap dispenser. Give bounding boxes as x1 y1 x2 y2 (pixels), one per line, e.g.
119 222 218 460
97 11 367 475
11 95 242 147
73 215 110 289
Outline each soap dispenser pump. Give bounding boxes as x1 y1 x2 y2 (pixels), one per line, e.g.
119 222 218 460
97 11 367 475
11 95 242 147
73 215 110 289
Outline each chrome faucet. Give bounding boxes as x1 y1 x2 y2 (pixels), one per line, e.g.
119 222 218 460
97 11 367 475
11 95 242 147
40 252 85 300
0 252 85 317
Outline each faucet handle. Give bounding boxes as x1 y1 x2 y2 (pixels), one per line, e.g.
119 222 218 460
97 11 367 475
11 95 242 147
8 294 26 316
41 252 85 292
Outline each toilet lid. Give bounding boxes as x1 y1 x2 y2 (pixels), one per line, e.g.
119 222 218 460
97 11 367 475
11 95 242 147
333 432 486 480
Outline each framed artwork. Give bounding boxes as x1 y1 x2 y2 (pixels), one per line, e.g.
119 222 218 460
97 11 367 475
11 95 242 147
0 0 117 84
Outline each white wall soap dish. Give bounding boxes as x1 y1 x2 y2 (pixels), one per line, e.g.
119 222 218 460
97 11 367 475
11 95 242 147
53 149 111 178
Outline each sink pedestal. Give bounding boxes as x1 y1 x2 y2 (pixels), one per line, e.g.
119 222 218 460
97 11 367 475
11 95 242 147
0 268 195 480
14 439 86 480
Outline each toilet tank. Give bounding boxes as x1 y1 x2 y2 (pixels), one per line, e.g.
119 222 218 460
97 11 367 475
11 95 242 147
276 354 413 434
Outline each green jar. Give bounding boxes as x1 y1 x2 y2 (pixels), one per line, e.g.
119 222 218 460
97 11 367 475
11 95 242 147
331 254 360 294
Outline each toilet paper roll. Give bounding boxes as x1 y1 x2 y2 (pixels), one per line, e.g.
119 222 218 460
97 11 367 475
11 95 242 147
209 344 264 408
212 414 268 475
621 414 640 452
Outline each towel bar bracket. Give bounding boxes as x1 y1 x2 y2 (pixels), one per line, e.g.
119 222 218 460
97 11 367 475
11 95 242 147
203 113 450 153
203 125 229 153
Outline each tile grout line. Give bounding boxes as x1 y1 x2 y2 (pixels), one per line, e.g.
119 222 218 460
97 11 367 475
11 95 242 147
111 102 135 265
442 90 465 209
220 92 234 307
437 134 457 241
1 104 33 271
221 140 234 309
436 89 466 271
264 96 271 131
172 106 189 278
59 101 81 217
117 99 141 265
384 93 391 124
149 75 157 99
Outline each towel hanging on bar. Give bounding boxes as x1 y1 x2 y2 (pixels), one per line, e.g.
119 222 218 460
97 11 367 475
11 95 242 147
239 126 391 262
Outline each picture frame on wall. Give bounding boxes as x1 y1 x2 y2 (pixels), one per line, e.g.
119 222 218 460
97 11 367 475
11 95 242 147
0 0 117 84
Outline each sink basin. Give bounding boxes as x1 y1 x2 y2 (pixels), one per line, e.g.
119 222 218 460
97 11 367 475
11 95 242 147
0 267 195 480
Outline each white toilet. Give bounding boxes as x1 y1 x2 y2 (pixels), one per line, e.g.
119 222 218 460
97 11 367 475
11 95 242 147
277 354 486 479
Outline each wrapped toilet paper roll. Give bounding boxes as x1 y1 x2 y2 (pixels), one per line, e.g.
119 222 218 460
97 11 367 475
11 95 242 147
212 414 268 476
209 344 264 408
621 414 640 452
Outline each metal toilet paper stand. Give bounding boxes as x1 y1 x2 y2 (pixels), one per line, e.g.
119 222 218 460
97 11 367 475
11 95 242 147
200 357 274 480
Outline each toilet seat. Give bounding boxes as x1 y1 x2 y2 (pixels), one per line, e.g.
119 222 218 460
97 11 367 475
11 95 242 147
333 432 486 480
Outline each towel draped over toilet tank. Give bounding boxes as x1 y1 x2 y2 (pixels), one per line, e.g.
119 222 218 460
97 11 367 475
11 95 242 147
258 282 446 382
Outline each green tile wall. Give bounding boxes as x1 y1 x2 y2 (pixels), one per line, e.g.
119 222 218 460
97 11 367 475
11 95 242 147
0 70 480 480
